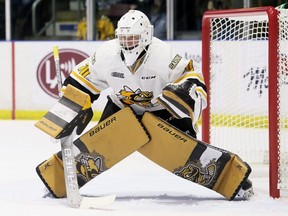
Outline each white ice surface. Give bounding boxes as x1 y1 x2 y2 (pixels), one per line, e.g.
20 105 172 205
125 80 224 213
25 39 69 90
0 120 288 216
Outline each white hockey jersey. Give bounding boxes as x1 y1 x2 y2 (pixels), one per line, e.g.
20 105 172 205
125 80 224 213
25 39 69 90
68 37 206 115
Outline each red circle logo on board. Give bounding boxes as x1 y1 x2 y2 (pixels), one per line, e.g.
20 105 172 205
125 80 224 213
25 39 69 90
37 49 89 98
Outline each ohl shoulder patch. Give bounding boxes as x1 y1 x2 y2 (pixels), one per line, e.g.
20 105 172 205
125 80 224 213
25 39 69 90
169 54 182 70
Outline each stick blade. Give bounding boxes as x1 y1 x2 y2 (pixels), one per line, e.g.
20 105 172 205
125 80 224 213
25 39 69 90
80 194 116 209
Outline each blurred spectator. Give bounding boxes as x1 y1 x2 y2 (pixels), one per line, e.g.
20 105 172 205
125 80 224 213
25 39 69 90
77 1 115 40
0 0 4 40
96 15 115 40
150 0 166 40
207 0 231 10
276 2 288 8
12 0 34 39
76 15 115 41
76 17 87 40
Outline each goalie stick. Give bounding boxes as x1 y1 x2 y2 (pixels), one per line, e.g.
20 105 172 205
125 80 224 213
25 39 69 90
53 46 116 208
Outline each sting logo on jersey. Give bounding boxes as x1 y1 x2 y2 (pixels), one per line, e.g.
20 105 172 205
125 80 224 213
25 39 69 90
37 49 89 98
118 85 154 108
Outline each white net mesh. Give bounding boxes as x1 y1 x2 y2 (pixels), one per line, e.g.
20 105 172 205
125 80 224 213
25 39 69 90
278 9 288 190
209 14 269 163
206 8 288 191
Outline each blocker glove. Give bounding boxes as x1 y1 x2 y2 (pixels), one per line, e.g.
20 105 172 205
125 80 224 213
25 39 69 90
35 84 93 139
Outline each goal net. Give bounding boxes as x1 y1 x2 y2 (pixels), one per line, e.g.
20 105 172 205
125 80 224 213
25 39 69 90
201 6 288 198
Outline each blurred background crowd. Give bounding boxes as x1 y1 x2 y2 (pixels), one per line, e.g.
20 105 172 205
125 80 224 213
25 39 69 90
0 0 286 41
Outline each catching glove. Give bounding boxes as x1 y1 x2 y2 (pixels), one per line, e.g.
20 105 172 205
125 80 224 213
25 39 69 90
156 81 203 131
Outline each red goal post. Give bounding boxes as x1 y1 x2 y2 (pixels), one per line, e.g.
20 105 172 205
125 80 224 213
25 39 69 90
201 6 288 198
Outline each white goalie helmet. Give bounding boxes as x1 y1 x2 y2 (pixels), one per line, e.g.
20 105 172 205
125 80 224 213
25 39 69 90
115 10 154 66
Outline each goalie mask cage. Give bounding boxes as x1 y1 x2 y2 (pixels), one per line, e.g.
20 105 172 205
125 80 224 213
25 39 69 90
202 6 288 198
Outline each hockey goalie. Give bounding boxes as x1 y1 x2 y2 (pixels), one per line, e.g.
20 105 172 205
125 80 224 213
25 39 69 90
35 9 253 201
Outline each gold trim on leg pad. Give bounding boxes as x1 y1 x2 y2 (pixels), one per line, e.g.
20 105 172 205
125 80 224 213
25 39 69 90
139 112 196 171
36 108 151 198
213 155 252 200
36 153 65 198
74 107 150 169
139 112 252 200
